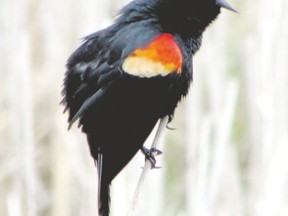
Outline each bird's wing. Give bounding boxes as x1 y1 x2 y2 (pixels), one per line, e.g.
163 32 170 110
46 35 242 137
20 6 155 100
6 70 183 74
61 21 162 128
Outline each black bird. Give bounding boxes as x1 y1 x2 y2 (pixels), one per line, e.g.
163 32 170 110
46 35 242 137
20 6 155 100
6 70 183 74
62 0 236 215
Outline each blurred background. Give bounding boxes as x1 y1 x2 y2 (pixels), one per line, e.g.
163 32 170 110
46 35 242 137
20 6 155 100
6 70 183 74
1 0 288 215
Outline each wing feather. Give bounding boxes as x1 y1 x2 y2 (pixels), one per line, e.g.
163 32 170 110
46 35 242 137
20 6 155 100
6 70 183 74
62 21 161 128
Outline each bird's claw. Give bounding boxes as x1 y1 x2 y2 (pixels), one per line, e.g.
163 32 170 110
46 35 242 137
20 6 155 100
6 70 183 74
141 147 162 169
166 114 176 130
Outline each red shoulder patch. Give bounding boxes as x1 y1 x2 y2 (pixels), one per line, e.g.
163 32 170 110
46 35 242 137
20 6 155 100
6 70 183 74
122 34 183 77
133 34 183 73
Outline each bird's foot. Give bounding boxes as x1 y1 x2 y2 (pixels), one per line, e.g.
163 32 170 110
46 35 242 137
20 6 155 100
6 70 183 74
141 146 162 169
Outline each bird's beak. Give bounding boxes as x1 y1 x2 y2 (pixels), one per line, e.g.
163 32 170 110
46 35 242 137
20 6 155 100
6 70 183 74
216 0 238 13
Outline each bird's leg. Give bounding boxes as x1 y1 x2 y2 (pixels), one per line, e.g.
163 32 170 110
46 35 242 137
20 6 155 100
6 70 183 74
141 116 169 169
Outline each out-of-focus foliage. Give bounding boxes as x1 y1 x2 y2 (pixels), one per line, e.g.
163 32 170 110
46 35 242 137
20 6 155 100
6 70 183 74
1 0 288 216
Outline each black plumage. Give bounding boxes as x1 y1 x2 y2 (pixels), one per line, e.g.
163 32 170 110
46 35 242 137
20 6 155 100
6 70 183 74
62 0 235 215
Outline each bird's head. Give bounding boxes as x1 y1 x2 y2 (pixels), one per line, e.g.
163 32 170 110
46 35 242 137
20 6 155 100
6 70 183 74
118 0 236 40
155 0 236 37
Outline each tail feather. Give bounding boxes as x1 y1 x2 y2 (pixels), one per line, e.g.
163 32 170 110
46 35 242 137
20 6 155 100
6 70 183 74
99 183 111 216
96 153 111 216
97 152 103 208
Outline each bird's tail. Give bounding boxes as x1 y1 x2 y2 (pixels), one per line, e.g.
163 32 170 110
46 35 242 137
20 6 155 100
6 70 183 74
96 153 111 216
98 182 111 216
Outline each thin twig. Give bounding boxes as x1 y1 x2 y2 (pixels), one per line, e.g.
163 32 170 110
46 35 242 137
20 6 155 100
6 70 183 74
126 116 169 216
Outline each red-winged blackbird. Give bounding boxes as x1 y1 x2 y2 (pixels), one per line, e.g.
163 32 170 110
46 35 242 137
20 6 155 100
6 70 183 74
62 0 236 215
